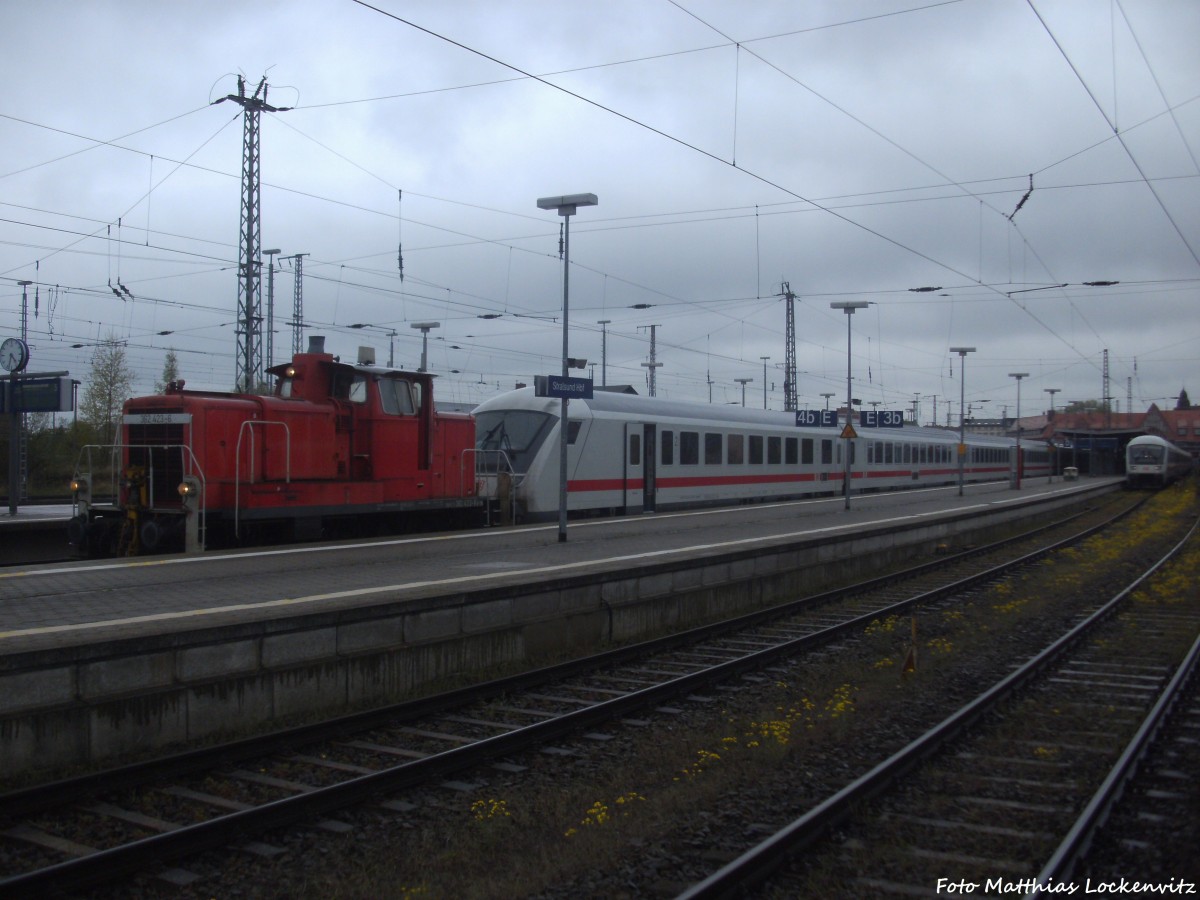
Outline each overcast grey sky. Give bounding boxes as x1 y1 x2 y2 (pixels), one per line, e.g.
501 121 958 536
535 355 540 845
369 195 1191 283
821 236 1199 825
2 0 1197 423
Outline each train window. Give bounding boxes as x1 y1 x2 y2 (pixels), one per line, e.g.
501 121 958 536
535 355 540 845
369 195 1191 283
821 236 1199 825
705 433 722 465
379 378 416 416
786 437 798 465
680 432 699 465
661 430 674 466
349 375 368 403
884 443 893 464
821 440 833 465
629 433 641 466
475 409 554 473
1130 445 1163 464
277 377 294 399
727 434 744 465
802 438 814 465
567 421 582 445
768 436 782 465
749 435 764 464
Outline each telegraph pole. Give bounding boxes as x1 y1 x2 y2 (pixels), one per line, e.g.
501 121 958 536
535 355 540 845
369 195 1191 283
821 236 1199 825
214 76 290 391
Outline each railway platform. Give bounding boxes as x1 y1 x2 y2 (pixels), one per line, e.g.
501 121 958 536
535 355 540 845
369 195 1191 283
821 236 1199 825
0 477 1122 776
0 503 73 565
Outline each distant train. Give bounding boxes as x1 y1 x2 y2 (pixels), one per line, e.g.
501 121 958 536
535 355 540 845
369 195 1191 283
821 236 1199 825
1125 434 1194 489
69 337 480 556
474 388 1052 521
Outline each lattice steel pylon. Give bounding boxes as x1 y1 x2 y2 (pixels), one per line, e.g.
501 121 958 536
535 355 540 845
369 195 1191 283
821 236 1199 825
214 76 290 391
289 253 308 357
781 282 798 411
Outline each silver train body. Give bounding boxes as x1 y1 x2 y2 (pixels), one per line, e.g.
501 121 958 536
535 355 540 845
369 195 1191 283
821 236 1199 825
473 388 1051 521
1125 434 1194 488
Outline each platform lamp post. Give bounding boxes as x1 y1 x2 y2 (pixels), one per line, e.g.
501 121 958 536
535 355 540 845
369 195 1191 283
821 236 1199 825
537 192 597 543
832 301 869 510
821 392 835 410
1009 372 1029 489
411 322 439 372
735 377 753 407
1044 387 1060 481
950 346 975 496
760 356 770 409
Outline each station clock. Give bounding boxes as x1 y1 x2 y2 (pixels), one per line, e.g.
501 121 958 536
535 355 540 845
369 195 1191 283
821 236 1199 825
1 336 30 373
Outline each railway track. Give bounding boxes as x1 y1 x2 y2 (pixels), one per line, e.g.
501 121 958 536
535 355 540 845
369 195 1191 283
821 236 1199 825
678 505 1200 898
0 494 1150 896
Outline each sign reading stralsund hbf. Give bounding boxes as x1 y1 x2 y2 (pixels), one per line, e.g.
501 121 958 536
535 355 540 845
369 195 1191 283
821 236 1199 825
534 375 593 399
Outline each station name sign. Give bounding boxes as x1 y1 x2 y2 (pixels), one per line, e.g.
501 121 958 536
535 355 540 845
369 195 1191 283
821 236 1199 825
534 375 593 399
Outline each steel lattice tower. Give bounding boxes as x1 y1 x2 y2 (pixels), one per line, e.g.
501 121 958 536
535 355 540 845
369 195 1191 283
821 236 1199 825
290 253 308 356
781 282 798 411
215 77 289 390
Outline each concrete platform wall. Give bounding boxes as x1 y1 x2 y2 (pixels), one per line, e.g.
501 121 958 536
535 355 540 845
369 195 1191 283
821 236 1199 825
0 485 1113 777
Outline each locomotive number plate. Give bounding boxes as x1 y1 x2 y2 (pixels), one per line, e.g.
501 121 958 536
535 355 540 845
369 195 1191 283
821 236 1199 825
124 413 193 425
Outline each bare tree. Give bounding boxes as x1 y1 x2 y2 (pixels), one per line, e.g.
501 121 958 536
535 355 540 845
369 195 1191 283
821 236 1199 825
80 337 135 444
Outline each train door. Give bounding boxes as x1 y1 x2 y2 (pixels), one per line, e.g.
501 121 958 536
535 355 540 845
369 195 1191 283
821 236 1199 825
643 424 657 512
623 421 645 513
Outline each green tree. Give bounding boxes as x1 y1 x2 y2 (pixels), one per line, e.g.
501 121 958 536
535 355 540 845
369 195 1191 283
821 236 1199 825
79 337 135 444
154 349 180 393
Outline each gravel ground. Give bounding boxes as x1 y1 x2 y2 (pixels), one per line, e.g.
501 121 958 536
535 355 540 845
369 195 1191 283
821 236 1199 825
98 485 1199 899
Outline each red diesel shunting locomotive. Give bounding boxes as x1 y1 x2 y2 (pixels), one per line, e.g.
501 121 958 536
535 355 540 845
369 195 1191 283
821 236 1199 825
69 336 480 556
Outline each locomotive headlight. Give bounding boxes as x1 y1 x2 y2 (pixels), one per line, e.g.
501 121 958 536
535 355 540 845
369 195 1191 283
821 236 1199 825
284 366 296 377
178 476 202 512
70 475 90 500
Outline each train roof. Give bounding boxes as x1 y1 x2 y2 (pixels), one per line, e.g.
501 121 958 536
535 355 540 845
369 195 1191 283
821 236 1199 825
475 387 1018 446
1126 434 1187 450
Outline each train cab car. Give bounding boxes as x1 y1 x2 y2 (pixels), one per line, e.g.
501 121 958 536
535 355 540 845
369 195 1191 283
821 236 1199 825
473 387 1025 523
69 337 479 556
1125 434 1194 489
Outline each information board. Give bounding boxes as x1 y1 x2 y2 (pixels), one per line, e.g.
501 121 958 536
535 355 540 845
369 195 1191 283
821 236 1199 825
4 376 74 413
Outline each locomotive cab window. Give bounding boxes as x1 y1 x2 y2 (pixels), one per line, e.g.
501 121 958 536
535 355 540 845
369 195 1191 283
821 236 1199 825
332 371 369 403
379 377 417 416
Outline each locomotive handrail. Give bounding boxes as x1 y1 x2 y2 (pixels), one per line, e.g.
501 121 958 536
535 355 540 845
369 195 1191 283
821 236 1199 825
72 443 124 510
72 442 209 552
233 420 291 539
465 448 522 525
